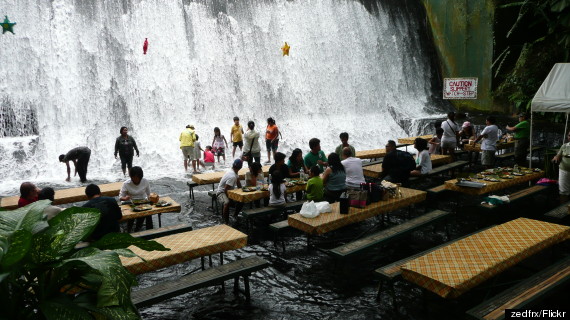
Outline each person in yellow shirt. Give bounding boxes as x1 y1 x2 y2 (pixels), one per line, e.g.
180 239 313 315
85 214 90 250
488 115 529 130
179 124 196 172
230 116 244 158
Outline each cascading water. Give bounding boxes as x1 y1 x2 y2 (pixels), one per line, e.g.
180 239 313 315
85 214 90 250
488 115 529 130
0 0 445 195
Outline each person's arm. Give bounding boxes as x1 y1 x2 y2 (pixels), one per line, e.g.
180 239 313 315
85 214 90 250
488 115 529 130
212 137 216 147
114 138 119 159
288 165 300 178
119 183 130 201
283 184 287 203
110 199 123 220
144 180 151 198
65 161 71 181
317 152 328 167
132 137 140 157
322 167 332 185
553 146 565 163
223 135 228 147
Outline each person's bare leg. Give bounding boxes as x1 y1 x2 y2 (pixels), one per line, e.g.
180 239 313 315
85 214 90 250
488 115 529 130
232 146 237 158
184 159 188 171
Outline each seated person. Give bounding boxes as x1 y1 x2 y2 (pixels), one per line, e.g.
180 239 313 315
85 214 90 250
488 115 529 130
216 159 243 224
287 148 307 201
341 147 366 189
304 138 328 173
306 166 324 201
246 162 265 208
119 166 152 231
268 152 291 179
410 138 432 176
38 187 63 220
18 182 39 208
82 184 122 241
322 153 346 203
268 171 287 207
428 128 443 155
380 140 414 184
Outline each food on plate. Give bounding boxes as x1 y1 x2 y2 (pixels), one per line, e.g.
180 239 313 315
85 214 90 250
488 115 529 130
132 199 149 205
242 187 257 192
285 182 295 187
133 204 152 212
155 200 171 207
483 178 500 182
296 180 307 185
513 173 524 176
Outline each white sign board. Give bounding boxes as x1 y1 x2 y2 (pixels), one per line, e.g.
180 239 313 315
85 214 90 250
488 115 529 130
443 78 478 99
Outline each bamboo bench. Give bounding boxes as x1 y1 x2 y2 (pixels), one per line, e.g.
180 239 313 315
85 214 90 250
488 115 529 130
131 256 270 308
544 201 570 221
187 181 216 201
479 185 547 210
466 256 570 320
327 210 451 259
239 200 304 232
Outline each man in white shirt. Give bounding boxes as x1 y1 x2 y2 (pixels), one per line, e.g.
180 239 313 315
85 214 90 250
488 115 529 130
119 166 152 231
473 116 499 168
341 147 366 189
217 159 243 224
441 112 460 158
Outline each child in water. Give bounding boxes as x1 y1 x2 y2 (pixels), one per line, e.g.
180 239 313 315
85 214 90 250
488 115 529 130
193 135 207 171
204 146 215 169
212 127 228 163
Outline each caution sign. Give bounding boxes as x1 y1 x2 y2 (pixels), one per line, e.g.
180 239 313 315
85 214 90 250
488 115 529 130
443 78 478 99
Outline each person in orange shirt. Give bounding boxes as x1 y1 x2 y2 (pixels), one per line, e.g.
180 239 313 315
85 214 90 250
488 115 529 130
265 117 282 164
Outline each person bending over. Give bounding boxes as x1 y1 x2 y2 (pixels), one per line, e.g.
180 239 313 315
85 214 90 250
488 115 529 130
59 146 91 183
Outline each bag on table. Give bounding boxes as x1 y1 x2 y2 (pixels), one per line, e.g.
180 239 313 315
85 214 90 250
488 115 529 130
347 189 367 208
361 183 383 204
315 201 332 214
299 201 319 218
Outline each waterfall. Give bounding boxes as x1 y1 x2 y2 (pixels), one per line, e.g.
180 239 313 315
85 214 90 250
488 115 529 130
0 0 444 194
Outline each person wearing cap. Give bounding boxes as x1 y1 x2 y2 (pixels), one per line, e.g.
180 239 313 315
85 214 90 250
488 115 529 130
217 159 243 224
180 124 197 172
506 113 530 167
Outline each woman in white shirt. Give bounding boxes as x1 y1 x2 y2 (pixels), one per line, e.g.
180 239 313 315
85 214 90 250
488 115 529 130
268 170 286 207
440 111 460 157
411 138 432 176
119 166 152 231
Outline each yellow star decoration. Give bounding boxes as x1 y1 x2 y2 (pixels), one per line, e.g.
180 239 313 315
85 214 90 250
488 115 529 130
281 42 290 56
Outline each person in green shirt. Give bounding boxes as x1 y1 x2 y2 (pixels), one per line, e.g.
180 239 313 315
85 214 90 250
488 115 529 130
506 113 530 167
335 132 356 158
304 138 328 173
305 165 324 201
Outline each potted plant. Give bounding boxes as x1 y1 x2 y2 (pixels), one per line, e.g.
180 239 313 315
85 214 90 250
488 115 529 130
0 200 169 319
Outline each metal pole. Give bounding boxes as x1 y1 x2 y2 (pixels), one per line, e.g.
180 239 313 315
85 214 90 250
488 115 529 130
529 111 533 169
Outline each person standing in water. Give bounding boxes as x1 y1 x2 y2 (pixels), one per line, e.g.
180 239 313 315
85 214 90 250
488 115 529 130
114 126 140 176
59 147 91 183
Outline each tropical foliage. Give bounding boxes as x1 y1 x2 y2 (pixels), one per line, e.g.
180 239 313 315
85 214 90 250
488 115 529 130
0 200 169 319
494 0 570 114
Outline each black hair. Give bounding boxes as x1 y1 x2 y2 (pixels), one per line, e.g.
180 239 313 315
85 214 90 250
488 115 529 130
339 132 349 140
342 147 352 158
327 153 345 173
386 140 396 147
414 138 429 151
271 170 284 199
129 166 144 179
206 145 212 150
195 134 199 141
447 111 455 118
20 182 36 199
436 127 444 135
274 152 286 163
250 162 262 175
120 126 128 135
59 154 65 162
310 165 320 177
233 116 239 121
309 138 320 150
267 117 275 124
38 187 55 201
248 121 255 130
289 148 303 166
85 184 101 198
214 127 221 137
487 116 496 124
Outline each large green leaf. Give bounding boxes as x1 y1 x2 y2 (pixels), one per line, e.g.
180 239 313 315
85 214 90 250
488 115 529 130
62 250 136 308
0 229 32 269
75 293 140 320
0 200 50 236
40 294 93 320
89 232 170 252
31 209 100 263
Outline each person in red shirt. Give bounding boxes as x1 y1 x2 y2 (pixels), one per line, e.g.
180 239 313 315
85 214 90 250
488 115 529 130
265 117 281 164
18 182 39 208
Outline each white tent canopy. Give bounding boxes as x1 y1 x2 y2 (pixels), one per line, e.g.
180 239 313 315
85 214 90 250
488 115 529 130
529 63 570 168
531 63 570 112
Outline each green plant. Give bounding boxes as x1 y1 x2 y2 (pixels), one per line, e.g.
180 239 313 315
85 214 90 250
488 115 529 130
0 200 169 319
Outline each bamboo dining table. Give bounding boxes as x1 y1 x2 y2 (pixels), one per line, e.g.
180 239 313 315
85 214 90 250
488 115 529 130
443 169 544 195
191 166 271 185
397 134 433 145
356 148 388 160
227 183 306 203
0 182 123 210
400 218 570 299
463 140 515 152
119 196 181 228
287 187 426 235
120 224 247 275
362 155 452 179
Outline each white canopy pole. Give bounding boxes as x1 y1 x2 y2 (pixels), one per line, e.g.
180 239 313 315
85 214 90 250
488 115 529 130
529 111 533 169
564 113 569 145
